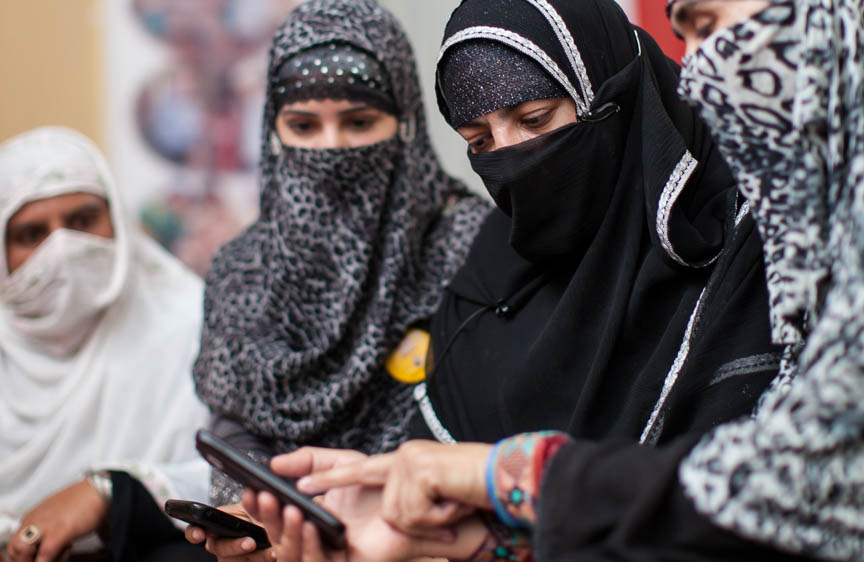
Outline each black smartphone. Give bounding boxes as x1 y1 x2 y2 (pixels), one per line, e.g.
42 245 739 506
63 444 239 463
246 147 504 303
195 429 347 550
164 499 271 549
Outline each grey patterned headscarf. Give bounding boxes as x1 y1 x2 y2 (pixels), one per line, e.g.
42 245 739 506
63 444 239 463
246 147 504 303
672 0 864 559
193 0 488 462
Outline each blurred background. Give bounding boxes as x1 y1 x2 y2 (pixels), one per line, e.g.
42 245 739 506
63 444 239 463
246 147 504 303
0 0 682 275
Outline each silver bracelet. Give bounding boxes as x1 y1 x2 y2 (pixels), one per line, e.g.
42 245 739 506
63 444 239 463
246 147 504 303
85 469 113 506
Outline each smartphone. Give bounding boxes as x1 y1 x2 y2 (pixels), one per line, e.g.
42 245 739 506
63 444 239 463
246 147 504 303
165 499 271 549
195 429 346 550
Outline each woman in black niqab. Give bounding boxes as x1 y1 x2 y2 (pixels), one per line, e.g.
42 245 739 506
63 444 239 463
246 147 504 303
412 0 780 449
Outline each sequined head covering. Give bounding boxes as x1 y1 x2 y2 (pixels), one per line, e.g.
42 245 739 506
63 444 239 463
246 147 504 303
273 42 396 115
439 40 566 128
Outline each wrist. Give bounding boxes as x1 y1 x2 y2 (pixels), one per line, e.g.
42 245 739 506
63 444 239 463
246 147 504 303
85 469 113 509
486 431 569 528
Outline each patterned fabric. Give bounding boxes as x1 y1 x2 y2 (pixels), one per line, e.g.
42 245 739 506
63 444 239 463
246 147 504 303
678 0 823 346
488 431 569 528
193 0 489 467
672 1 864 558
273 43 395 115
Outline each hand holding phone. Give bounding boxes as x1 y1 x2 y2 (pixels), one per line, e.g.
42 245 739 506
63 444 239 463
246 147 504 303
195 429 347 550
165 499 270 549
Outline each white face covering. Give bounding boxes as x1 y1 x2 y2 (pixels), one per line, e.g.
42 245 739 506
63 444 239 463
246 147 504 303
1 229 117 356
676 1 825 345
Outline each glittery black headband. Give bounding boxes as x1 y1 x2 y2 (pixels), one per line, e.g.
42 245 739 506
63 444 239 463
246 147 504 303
273 43 396 115
439 40 567 128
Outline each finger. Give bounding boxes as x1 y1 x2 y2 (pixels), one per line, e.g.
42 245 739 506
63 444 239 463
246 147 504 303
274 505 304 562
204 535 257 557
297 454 392 494
185 524 207 544
8 539 37 562
7 537 37 559
401 523 457 544
407 516 490 561
35 536 67 562
256 491 286 547
270 448 365 478
242 489 262 522
300 522 327 562
413 501 475 530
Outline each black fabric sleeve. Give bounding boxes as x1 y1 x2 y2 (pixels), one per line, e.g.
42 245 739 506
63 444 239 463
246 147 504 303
534 439 821 562
106 471 213 562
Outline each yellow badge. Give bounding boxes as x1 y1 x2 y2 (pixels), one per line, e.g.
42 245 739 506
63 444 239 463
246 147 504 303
385 328 430 383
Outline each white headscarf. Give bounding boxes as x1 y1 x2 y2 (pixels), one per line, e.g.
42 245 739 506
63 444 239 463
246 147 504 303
0 127 210 544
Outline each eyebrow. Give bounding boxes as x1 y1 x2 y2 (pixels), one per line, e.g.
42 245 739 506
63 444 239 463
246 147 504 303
338 105 376 115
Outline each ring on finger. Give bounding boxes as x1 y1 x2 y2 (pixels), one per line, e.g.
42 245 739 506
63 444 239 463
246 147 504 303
20 524 41 545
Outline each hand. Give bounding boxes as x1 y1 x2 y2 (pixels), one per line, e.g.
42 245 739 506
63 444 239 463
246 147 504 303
6 480 107 562
244 487 486 562
297 441 492 535
243 447 485 561
184 503 275 562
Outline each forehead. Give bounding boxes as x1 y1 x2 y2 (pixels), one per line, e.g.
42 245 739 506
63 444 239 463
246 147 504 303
671 0 752 20
7 192 108 226
278 98 378 115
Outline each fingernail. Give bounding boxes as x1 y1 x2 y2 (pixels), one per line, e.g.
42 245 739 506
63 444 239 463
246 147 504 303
296 476 312 492
192 528 204 541
242 538 256 551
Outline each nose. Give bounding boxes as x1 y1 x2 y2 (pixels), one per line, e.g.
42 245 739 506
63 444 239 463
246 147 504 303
490 126 524 151
683 37 702 58
319 123 346 149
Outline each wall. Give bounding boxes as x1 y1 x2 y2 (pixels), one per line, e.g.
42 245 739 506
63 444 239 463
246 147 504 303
0 0 105 146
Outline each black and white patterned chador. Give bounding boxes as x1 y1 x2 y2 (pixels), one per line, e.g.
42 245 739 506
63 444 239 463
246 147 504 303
671 0 864 558
193 0 489 477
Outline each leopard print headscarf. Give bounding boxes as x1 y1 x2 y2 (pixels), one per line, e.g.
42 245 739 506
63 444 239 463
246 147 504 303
671 1 864 558
193 0 489 459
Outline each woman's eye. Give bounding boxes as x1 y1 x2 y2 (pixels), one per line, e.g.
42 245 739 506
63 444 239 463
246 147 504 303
692 15 717 39
9 226 47 247
67 211 97 231
288 120 316 134
345 116 376 131
521 111 553 129
351 119 374 131
469 136 491 153
696 23 715 38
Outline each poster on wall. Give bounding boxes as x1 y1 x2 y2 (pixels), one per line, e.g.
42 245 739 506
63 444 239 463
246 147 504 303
106 0 297 275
